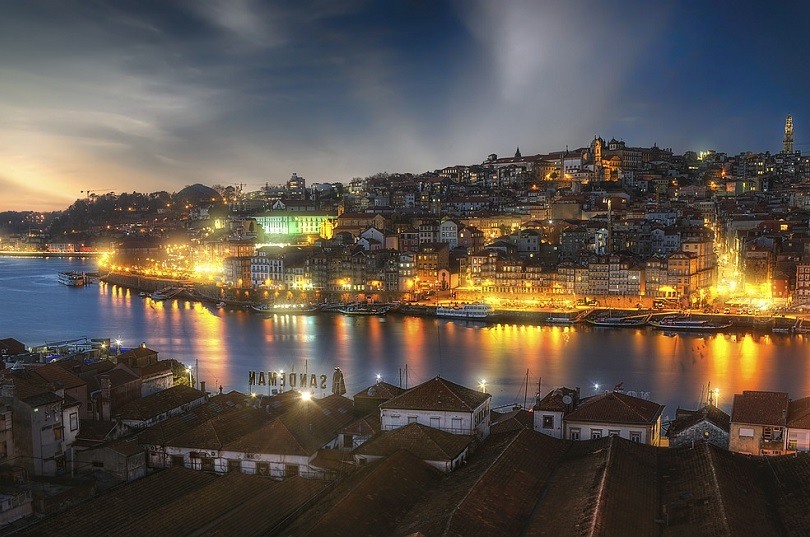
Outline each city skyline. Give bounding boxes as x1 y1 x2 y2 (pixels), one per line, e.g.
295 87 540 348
2 1 809 211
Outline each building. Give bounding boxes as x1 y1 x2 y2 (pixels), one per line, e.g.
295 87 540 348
666 404 730 449
353 422 473 473
532 387 580 439
562 391 664 445
729 390 789 455
379 377 491 441
787 396 810 452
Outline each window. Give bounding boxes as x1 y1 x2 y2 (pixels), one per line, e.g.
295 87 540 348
451 418 463 432
92 461 104 468
69 412 79 432
227 459 241 473
608 430 620 437
630 432 641 443
285 464 299 477
570 428 581 441
343 434 354 449
53 427 63 441
201 457 215 472
591 430 602 439
542 415 554 429
430 417 441 429
407 416 418 424
739 428 755 438
171 455 185 468
256 462 269 476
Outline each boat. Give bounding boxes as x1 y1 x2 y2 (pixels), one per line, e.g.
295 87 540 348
253 303 319 314
216 301 226 308
587 313 650 327
436 303 493 320
546 315 576 325
150 291 168 301
57 271 87 286
338 303 390 316
648 315 733 332
138 291 147 298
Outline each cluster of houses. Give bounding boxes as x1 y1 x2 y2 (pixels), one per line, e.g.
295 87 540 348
107 142 810 308
3 336 810 533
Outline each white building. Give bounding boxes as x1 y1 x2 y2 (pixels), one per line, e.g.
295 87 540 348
379 377 491 441
562 391 664 445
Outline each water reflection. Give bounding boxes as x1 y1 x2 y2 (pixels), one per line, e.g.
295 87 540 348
2 257 810 417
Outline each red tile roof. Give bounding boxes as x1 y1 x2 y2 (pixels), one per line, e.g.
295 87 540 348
26 363 86 390
354 423 473 461
282 450 442 537
731 390 789 426
564 391 665 425
224 395 355 456
352 381 406 401
17 467 327 537
380 376 490 412
117 385 205 421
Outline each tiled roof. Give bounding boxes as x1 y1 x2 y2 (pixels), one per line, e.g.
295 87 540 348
352 381 406 400
394 428 570 536
117 385 205 421
224 394 355 456
281 450 442 537
731 390 789 426
339 412 381 436
27 363 86 389
354 423 473 461
17 467 327 537
490 408 534 434
667 404 731 436
564 391 664 425
137 393 255 446
162 408 270 450
788 397 810 429
138 361 173 379
534 386 578 412
380 376 490 412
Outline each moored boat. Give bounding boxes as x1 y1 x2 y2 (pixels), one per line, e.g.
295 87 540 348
57 271 87 286
338 303 390 316
648 315 732 332
546 315 577 325
587 313 650 327
253 303 319 314
436 303 493 320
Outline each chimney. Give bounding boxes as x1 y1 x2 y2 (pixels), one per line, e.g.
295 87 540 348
100 375 112 421
200 381 206 394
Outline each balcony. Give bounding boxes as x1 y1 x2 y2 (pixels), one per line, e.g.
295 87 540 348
759 438 785 454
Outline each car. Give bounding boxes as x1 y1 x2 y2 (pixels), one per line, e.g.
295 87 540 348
723 308 731 314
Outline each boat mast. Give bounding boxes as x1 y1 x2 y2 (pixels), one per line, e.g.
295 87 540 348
523 369 529 410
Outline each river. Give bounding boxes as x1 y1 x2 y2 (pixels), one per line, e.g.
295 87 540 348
1 255 808 418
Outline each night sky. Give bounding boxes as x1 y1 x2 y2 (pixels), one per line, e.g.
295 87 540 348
1 1 808 211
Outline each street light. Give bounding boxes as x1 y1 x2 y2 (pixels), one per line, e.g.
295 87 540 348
186 367 193 388
115 339 122 355
479 379 487 393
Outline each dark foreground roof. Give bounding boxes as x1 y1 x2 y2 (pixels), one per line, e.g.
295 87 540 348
15 467 327 537
17 430 810 536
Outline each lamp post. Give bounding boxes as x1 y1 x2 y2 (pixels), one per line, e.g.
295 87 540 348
186 367 193 389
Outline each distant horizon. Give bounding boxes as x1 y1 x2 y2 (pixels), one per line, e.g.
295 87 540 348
2 1 808 211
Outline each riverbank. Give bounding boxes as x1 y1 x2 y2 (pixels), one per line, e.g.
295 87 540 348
0 251 106 258
102 271 804 333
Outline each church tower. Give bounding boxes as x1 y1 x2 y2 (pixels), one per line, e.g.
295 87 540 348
783 115 794 154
